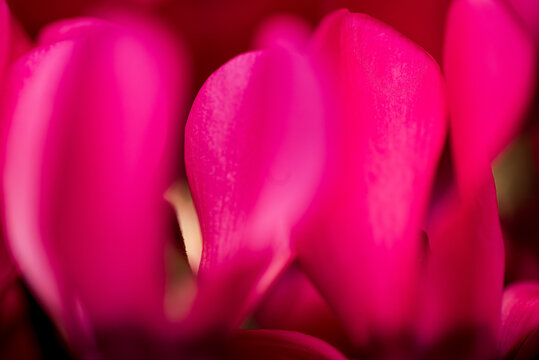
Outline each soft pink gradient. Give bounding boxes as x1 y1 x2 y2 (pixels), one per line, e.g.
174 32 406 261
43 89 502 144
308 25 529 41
185 29 328 332
1 16 187 351
499 282 539 358
444 0 537 193
505 0 539 42
298 9 447 344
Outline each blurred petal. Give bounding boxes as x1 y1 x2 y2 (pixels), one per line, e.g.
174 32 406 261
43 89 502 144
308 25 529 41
505 0 539 42
499 282 539 359
1 16 187 351
299 9 446 344
444 0 536 192
419 172 504 357
255 264 352 353
0 0 31 77
228 329 348 360
323 0 452 62
185 41 327 331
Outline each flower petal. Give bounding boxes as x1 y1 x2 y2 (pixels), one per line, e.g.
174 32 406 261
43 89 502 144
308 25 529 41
228 329 348 360
505 0 539 42
185 42 327 331
299 9 446 344
499 282 539 359
255 263 352 353
444 0 536 192
1 17 187 349
323 0 452 61
419 172 504 357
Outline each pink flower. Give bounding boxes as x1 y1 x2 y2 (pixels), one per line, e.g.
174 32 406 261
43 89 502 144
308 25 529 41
1 13 189 356
185 4 539 358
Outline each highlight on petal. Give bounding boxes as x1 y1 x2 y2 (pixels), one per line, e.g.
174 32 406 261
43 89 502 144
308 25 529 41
444 0 536 192
1 16 188 351
227 329 348 360
499 282 539 359
185 41 327 331
299 9 446 345
418 172 504 357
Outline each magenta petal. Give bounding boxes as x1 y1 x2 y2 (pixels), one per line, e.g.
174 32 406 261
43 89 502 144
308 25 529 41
299 9 446 343
185 44 327 329
444 0 536 191
499 282 539 359
1 17 187 345
419 173 504 355
229 329 348 360
255 264 352 352
505 0 539 42
0 0 31 76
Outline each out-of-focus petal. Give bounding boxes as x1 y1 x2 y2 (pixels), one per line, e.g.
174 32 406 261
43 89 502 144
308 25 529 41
1 16 187 351
160 0 325 90
0 0 31 77
444 0 536 192
255 263 352 353
499 282 539 359
185 41 327 331
227 329 348 360
419 172 504 358
299 9 446 345
323 0 452 62
505 0 539 42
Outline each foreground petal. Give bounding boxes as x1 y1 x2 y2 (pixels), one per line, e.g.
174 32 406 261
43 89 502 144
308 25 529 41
499 282 539 359
299 9 446 345
419 172 505 357
255 263 352 353
228 329 348 360
444 0 536 192
1 17 187 351
185 41 327 331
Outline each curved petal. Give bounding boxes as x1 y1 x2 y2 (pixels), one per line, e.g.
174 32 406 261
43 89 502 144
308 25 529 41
185 40 327 331
419 172 504 357
323 0 452 62
1 17 187 350
299 9 446 345
255 263 352 353
499 282 539 359
444 0 536 192
228 329 348 360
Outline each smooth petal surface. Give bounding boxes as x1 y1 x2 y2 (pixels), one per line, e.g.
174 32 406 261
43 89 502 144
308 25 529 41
444 0 536 192
1 17 187 349
228 329 348 360
185 42 327 331
299 9 446 344
419 172 505 357
505 0 539 42
499 282 539 359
